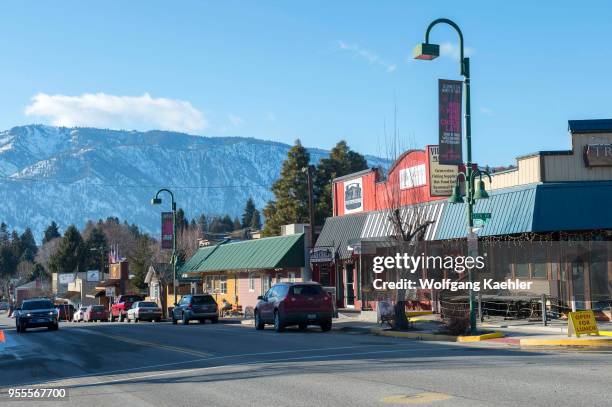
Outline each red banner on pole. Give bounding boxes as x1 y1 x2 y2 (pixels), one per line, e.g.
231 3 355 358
438 79 463 165
161 212 173 249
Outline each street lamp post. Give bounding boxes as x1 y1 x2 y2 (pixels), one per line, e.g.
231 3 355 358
414 18 490 334
151 189 178 307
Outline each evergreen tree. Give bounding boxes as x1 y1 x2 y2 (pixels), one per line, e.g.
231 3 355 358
49 225 87 273
84 227 108 270
43 221 61 244
19 228 38 263
314 140 368 224
233 217 241 231
250 209 262 230
241 198 257 228
221 215 233 232
262 140 311 236
0 222 9 244
130 235 152 289
176 208 189 230
197 214 208 237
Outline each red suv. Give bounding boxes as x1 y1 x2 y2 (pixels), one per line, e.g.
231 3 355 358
254 282 333 332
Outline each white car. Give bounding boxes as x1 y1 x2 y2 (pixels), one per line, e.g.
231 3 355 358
127 301 162 322
72 306 87 322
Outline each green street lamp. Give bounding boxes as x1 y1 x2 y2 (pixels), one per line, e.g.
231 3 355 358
151 188 178 308
414 18 491 334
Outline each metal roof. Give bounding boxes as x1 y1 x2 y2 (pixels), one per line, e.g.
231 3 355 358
568 119 612 134
179 233 305 274
434 184 538 239
435 181 612 239
361 201 445 241
315 213 368 260
532 181 612 232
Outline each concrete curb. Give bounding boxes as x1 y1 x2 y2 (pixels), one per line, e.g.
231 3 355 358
457 332 505 342
406 311 434 317
598 330 612 337
520 337 612 348
370 328 458 342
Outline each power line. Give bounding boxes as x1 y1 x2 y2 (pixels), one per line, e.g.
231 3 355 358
0 175 272 190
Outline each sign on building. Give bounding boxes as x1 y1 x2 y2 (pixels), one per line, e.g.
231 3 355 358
58 273 75 285
438 79 463 165
427 145 458 196
161 212 174 249
105 286 115 297
344 177 363 214
568 310 599 337
310 247 334 263
399 164 426 189
584 144 612 167
86 270 100 282
109 263 122 280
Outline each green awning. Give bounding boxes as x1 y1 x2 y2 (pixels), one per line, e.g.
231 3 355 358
179 233 305 274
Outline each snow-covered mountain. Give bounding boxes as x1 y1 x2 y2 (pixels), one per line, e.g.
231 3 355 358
0 125 384 241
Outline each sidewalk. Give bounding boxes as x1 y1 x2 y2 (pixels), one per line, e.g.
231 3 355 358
331 312 612 349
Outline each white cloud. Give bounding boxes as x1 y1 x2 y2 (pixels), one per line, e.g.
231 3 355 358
24 92 207 133
439 42 475 61
337 40 397 73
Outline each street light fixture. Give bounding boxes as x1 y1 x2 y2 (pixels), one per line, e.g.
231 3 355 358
151 188 178 308
414 18 491 334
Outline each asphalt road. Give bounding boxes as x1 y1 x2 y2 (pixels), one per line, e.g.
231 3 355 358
0 313 611 407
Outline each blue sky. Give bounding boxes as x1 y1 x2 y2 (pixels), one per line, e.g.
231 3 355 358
1 1 611 166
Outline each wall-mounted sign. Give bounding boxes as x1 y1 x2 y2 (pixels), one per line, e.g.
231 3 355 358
584 144 612 167
310 247 334 263
161 212 174 249
427 145 458 196
59 273 75 285
105 286 115 297
399 164 426 189
86 270 100 282
109 263 122 280
344 177 363 214
438 79 463 165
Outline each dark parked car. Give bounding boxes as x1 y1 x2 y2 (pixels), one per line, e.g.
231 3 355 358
56 304 75 321
84 305 109 322
255 282 333 332
15 298 59 332
172 294 218 325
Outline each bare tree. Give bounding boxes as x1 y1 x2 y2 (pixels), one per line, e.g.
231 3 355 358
35 237 62 275
379 104 433 330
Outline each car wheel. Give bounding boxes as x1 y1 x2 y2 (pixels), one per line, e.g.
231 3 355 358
254 311 264 330
182 313 189 325
298 323 308 331
109 314 114 322
20 322 27 333
171 315 177 324
210 317 218 324
320 320 332 332
118 313 124 323
15 321 20 333
274 311 285 332
134 317 139 323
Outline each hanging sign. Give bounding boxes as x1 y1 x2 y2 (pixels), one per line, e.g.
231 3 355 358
427 145 458 196
568 310 599 337
438 79 463 165
161 212 174 249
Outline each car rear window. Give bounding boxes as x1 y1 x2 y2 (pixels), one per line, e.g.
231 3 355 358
22 300 53 310
124 295 142 302
289 285 324 296
92 306 105 311
139 302 158 308
191 295 215 305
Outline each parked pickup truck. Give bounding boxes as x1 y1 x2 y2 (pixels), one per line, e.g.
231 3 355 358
109 294 143 322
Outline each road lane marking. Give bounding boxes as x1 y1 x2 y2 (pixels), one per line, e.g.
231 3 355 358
72 328 214 358
3 343 455 388
382 392 453 404
28 347 441 389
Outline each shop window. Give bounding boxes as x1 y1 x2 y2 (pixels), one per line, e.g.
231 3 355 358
515 246 530 278
219 275 227 294
590 247 609 308
319 264 331 287
531 246 548 278
248 273 255 292
203 275 214 293
276 274 282 284
261 275 272 292
288 272 296 282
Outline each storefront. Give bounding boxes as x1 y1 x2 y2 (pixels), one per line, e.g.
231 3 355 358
313 119 612 314
179 232 306 312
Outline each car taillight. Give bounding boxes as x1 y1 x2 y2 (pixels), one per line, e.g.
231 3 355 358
188 304 193 309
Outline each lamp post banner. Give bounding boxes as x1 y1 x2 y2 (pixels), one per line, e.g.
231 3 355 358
438 79 463 165
161 212 173 249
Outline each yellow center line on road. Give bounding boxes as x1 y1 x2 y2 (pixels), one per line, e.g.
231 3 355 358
74 328 213 358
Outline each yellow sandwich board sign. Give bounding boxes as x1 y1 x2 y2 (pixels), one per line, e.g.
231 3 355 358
568 310 599 337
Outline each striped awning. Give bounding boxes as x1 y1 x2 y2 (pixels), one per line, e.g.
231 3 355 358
360 201 446 241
